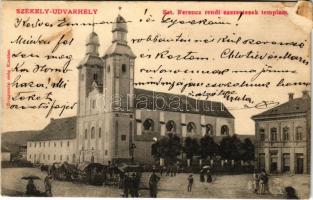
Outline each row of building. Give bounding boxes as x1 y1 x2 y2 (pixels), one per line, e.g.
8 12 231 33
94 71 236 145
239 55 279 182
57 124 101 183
24 13 310 174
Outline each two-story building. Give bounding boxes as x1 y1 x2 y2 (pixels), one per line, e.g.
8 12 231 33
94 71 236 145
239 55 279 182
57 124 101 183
27 117 77 164
252 91 310 174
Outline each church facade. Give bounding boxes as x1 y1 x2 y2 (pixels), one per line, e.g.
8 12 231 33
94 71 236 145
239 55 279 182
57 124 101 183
75 14 235 164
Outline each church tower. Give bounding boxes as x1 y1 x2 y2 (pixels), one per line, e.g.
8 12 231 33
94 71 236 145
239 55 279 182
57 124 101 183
76 28 105 163
102 13 136 161
77 30 104 116
103 14 136 111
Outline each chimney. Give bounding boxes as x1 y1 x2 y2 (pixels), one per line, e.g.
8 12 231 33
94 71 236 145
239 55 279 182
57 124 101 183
288 93 294 101
302 90 309 99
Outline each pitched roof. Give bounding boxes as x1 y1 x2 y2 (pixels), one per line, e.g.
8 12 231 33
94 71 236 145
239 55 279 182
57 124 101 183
252 97 310 119
134 88 234 118
103 42 136 58
29 116 76 141
77 54 104 69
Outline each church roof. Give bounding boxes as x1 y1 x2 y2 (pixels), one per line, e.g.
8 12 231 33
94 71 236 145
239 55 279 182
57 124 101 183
251 96 310 120
103 42 136 58
29 116 76 141
86 31 100 46
78 54 104 68
112 14 128 32
134 88 234 118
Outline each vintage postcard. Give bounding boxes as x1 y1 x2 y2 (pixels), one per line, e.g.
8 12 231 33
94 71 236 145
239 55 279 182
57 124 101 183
0 1 312 198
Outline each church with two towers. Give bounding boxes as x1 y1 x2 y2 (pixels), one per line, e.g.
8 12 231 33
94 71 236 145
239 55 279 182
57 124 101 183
27 13 235 165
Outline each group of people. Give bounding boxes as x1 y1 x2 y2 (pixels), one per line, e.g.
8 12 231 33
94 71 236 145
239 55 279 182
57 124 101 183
187 169 213 192
159 164 181 177
25 175 53 197
121 172 141 197
200 169 213 183
253 169 269 195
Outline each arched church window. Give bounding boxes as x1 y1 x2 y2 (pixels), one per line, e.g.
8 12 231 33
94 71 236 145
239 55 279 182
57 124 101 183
143 119 154 131
221 125 229 136
122 64 126 73
107 65 110 73
166 120 176 132
206 124 213 135
187 122 196 134
99 128 101 138
91 127 95 139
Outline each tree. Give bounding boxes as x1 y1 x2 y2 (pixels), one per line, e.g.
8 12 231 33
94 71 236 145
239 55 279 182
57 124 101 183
199 134 218 160
242 138 255 161
151 133 182 164
219 134 247 161
183 137 199 163
165 133 182 163
219 135 233 160
151 141 161 161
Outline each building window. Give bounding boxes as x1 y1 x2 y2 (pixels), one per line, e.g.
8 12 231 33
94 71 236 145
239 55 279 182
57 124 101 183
105 150 108 155
54 142 56 147
60 141 63 147
43 154 45 160
296 126 303 140
283 127 289 141
221 125 229 135
29 154 31 159
295 153 304 174
107 65 110 73
29 143 32 148
283 153 290 172
43 142 45 147
270 127 278 141
48 142 50 147
93 73 98 81
206 124 213 135
99 128 101 138
72 154 76 163
143 119 154 131
67 141 70 147
60 155 62 161
121 135 126 141
166 120 176 132
54 155 56 160
122 64 126 73
91 127 95 139
48 155 50 160
259 128 265 141
187 122 196 134
34 143 36 148
92 100 96 109
67 155 69 161
39 142 41 147
85 129 88 139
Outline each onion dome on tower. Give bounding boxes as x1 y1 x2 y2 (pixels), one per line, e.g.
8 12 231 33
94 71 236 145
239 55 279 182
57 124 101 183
78 29 104 69
103 14 136 58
